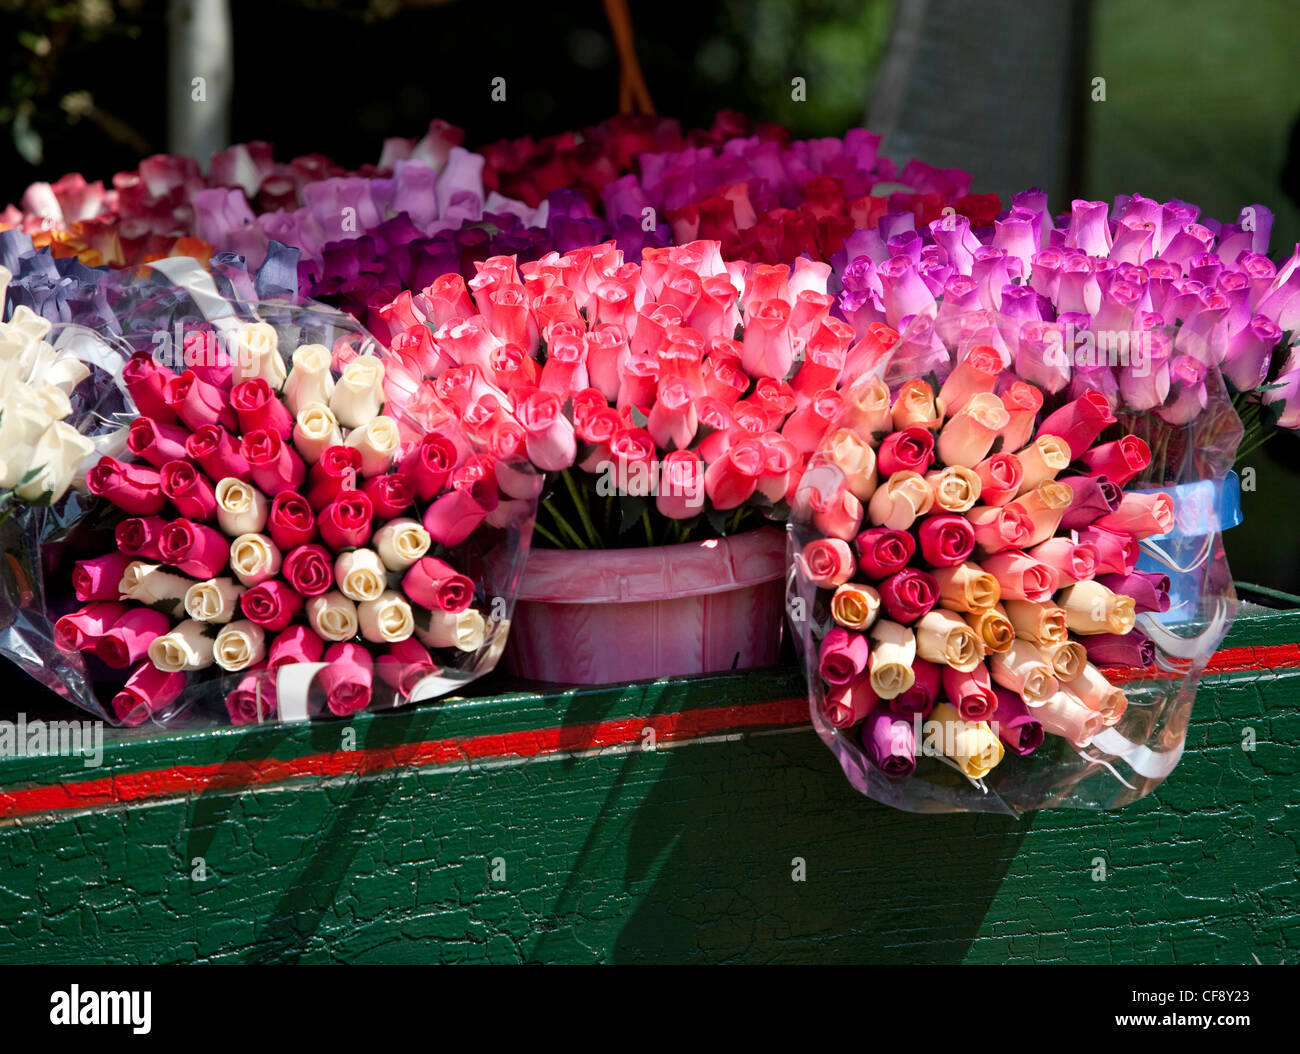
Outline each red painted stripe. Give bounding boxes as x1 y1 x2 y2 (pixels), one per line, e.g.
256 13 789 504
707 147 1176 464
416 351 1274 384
2 640 1297 821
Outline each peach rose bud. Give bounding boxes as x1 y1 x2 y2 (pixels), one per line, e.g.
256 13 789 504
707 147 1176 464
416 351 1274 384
867 619 917 699
1065 661 1129 726
1006 480 1074 546
830 582 881 631
1029 537 1097 583
1043 639 1088 682
822 429 878 501
989 638 1059 704
1003 599 1068 647
981 551 1059 603
962 604 1015 654
840 375 892 440
867 470 934 530
1033 689 1104 746
936 392 1009 468
928 702 1005 779
914 608 983 672
966 504 1033 555
925 465 982 512
1013 434 1072 494
936 345 1001 417
1056 579 1136 635
933 561 1001 613
891 378 943 431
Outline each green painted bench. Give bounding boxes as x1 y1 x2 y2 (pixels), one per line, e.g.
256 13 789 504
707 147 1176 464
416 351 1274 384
0 585 1295 964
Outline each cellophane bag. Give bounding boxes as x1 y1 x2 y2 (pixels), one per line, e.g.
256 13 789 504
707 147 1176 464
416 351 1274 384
787 307 1241 814
1 258 538 726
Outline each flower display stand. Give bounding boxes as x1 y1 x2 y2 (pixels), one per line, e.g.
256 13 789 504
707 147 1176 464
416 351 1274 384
0 585 1295 964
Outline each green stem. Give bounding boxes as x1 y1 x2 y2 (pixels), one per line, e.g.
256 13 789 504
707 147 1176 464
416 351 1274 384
729 507 745 534
561 468 602 548
530 518 567 548
542 498 589 549
641 509 655 547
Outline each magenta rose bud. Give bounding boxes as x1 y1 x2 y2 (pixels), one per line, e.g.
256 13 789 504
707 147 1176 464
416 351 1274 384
422 464 497 547
377 638 440 696
1097 570 1170 613
186 424 251 483
54 601 128 652
319 491 374 550
1222 316 1283 391
877 568 939 623
123 352 180 425
890 657 941 718
859 705 917 778
319 642 374 716
126 417 191 468
1081 628 1156 668
1074 436 1151 488
96 608 171 668
854 527 916 579
1076 525 1139 576
225 668 277 725
73 552 134 602
268 623 327 668
308 445 362 510
917 514 977 567
112 660 187 726
242 429 306 498
876 426 936 477
165 370 237 432
821 675 879 729
798 538 857 588
86 456 167 515
115 516 168 561
1036 389 1116 460
399 433 457 501
817 626 870 685
942 663 998 722
158 518 230 579
990 686 1044 756
268 491 317 551
1059 474 1122 530
232 378 295 439
403 556 475 613
240 579 306 632
363 472 415 521
281 544 336 598
160 459 218 521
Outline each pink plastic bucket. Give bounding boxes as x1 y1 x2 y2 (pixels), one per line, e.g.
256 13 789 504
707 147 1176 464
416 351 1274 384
504 527 787 684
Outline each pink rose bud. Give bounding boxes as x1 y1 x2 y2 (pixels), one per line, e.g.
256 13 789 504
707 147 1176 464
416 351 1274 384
797 538 857 588
267 491 317 551
817 626 870 685
917 514 977 567
112 660 187 726
1074 435 1151 488
319 642 374 716
376 638 440 696
1028 537 1097 582
1076 525 1139 575
126 417 191 468
656 449 706 520
937 344 1002 415
854 527 916 579
72 552 134 601
165 370 237 432
890 657 941 718
780 391 842 456
231 377 295 439
997 381 1044 452
403 556 475 613
317 490 374 550
308 445 363 510
973 453 1024 506
86 456 167 515
517 387 578 471
821 675 879 730
982 551 1059 602
96 608 171 668
160 459 218 521
647 378 701 452
241 429 306 497
225 667 277 725
268 623 327 668
240 579 306 632
186 424 251 482
876 426 936 476
123 352 180 425
1036 389 1116 459
941 663 998 722
363 472 415 520
54 601 128 651
159 518 230 578
740 298 794 379
1093 491 1175 539
422 464 497 547
966 504 1033 555
704 438 764 511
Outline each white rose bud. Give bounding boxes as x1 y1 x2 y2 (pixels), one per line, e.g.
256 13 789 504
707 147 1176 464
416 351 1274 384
417 608 487 652
120 562 192 616
45 354 91 397
329 355 385 429
148 618 216 672
215 478 269 536
335 547 387 602
29 382 72 423
229 533 282 587
184 577 246 623
283 343 335 417
344 415 400 477
358 590 415 644
292 402 344 464
213 619 266 672
232 322 286 388
15 420 96 502
306 590 359 642
373 517 431 571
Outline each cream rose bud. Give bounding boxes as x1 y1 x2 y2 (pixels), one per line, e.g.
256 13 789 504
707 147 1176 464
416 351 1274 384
44 354 91 396
417 608 487 652
373 518 432 571
15 421 96 502
283 343 335 417
29 381 72 422
229 533 282 587
120 562 192 616
329 355 385 429
233 322 286 388
914 608 983 672
358 590 415 644
184 577 245 623
307 590 359 641
336 548 387 602
213 619 266 672
867 470 934 530
215 478 269 536
148 618 216 672
293 402 344 464
344 415 401 477
925 465 982 513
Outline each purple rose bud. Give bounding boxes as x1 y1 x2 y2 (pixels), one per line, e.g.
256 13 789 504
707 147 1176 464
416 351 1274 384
1098 570 1170 613
877 255 935 329
1067 199 1114 256
1082 629 1156 668
990 686 1044 756
1222 316 1283 391
1111 215 1156 265
1156 355 1209 425
860 705 917 779
1059 473 1123 530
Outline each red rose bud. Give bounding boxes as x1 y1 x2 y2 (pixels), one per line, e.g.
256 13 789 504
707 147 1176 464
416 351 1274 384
308 445 362 510
86 456 167 515
1074 435 1151 488
186 424 251 483
123 352 180 425
817 626 870 685
400 433 458 501
115 516 168 561
268 624 327 668
231 378 295 440
281 544 336 597
96 608 171 669
126 417 191 468
73 552 134 602
112 660 187 726
268 492 317 551
158 518 229 579
363 471 415 520
160 459 218 521
241 429 306 497
320 642 374 716
877 567 940 624
240 579 306 632
973 452 1024 506
876 426 936 477
402 556 474 613
54 601 128 652
917 514 977 567
1036 389 1116 460
941 663 998 723
854 527 916 579
319 491 374 550
377 638 439 696
164 370 237 432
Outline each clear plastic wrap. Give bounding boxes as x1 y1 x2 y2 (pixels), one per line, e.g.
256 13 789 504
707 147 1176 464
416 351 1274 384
788 308 1242 814
1 260 538 726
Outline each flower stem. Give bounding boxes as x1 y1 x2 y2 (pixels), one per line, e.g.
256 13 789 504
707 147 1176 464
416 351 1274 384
641 508 655 546
530 517 567 548
542 497 589 549
561 468 602 548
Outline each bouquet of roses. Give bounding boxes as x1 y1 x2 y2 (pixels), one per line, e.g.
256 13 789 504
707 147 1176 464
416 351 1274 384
789 305 1240 815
